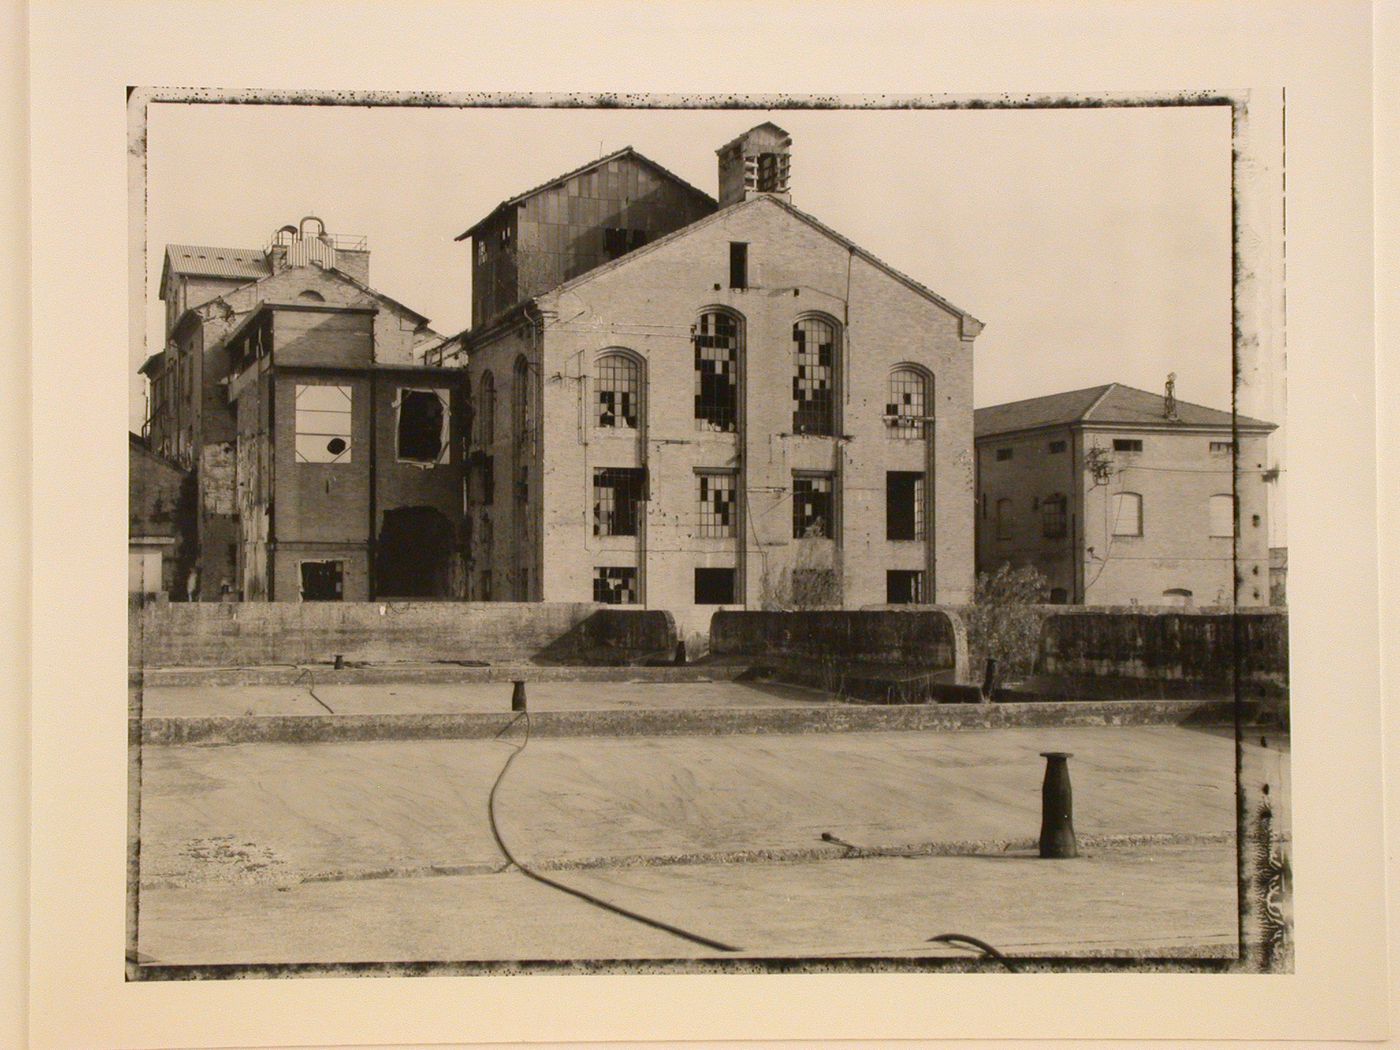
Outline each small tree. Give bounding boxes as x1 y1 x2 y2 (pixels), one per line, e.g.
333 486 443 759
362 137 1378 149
963 563 1050 696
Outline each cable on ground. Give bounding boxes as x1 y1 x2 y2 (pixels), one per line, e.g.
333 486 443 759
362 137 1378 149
927 933 1020 972
486 711 742 954
292 667 335 713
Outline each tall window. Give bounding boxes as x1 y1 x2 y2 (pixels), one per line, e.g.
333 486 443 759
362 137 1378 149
792 316 836 435
886 368 929 437
512 356 532 448
1042 494 1068 539
477 371 495 446
1209 494 1236 537
695 310 740 432
1112 492 1143 536
729 243 748 289
396 388 448 464
596 352 641 429
593 468 647 536
886 472 925 540
793 472 833 538
697 471 738 537
295 384 352 463
995 498 1013 540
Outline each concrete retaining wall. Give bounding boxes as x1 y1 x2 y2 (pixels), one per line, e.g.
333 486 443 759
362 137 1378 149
710 608 965 677
130 601 676 668
1034 607 1288 685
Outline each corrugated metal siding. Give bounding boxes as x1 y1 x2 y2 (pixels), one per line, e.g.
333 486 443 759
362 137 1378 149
165 245 271 281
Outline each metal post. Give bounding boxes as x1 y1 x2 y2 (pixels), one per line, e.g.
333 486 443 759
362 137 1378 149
674 640 687 665
1038 751 1078 859
511 680 527 712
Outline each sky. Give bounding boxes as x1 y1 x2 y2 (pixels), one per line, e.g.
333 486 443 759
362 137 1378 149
138 102 1235 433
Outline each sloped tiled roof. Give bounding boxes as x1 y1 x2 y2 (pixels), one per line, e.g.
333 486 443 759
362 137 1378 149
975 382 1274 438
455 146 717 241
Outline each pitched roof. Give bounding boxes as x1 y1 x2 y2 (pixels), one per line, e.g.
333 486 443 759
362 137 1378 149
160 245 271 298
975 382 1274 438
531 194 983 333
455 146 717 241
717 121 791 154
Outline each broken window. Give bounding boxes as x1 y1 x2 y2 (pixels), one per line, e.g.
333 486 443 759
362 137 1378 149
886 570 924 605
1112 492 1143 536
1209 494 1236 537
593 467 647 536
477 371 495 445
694 310 740 432
697 471 737 537
1209 440 1233 455
756 152 782 192
694 567 736 605
596 352 641 429
792 317 835 435
593 567 638 605
299 560 343 601
793 473 833 539
886 368 928 436
729 242 748 290
1042 493 1068 538
294 384 352 463
396 388 448 464
886 472 925 541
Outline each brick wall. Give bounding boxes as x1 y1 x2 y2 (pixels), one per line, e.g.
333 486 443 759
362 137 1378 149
130 602 675 667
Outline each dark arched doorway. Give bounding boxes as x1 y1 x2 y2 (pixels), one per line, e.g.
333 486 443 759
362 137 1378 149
376 506 456 598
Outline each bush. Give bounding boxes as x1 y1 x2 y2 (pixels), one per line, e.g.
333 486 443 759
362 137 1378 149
964 563 1050 694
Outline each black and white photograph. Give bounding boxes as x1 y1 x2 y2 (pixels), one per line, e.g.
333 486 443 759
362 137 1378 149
18 3 1392 1048
125 91 1291 975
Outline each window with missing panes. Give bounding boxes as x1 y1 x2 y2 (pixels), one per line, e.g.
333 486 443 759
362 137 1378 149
792 317 836 435
593 567 638 604
886 368 927 436
596 353 640 429
695 311 740 432
697 472 738 537
593 468 647 536
793 473 833 539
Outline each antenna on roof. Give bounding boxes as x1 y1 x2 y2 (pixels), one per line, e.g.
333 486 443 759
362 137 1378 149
1164 372 1179 420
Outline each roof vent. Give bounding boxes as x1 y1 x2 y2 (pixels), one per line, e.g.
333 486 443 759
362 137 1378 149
717 122 792 208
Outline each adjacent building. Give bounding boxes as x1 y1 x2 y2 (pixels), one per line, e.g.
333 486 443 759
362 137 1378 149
128 432 193 597
974 382 1277 607
139 217 458 600
432 124 983 618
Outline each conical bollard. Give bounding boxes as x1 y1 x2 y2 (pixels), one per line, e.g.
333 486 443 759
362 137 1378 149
511 680 527 712
1038 751 1078 858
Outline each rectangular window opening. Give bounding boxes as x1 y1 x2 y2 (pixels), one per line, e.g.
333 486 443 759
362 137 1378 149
886 471 925 541
1048 440 1067 454
792 473 834 539
792 318 836 435
694 313 739 432
396 388 447 464
1209 440 1234 455
294 384 352 463
886 570 924 605
1113 438 1144 453
1042 494 1068 538
300 560 343 601
593 467 647 536
697 471 738 537
593 566 638 605
995 447 1013 461
729 242 748 289
695 567 737 605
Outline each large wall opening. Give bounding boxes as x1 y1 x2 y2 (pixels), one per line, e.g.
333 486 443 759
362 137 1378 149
376 506 456 598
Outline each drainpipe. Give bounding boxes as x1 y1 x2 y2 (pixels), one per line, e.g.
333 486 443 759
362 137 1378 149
368 368 377 601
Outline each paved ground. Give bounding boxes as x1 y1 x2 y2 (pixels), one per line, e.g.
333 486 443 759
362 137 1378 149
133 723 1290 965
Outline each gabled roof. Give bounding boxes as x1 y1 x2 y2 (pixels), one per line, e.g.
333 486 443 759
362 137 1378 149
455 146 717 241
160 244 271 299
717 121 791 154
530 194 983 334
975 382 1274 438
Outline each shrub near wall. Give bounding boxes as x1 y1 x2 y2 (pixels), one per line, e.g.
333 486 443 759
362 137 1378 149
129 601 675 668
1034 607 1288 686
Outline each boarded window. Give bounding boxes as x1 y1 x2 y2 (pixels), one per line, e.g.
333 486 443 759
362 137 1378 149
1209 494 1236 537
792 317 836 435
694 311 740 432
294 384 352 463
697 471 737 537
593 468 647 536
1042 493 1068 538
397 388 447 464
886 472 925 541
793 473 833 538
299 560 343 601
887 570 924 604
886 368 928 436
1112 492 1143 536
695 567 736 604
729 242 748 289
593 567 638 604
596 353 641 429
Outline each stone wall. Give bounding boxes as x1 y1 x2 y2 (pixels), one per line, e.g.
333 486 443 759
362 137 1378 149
710 608 964 675
130 602 676 668
1034 606 1288 685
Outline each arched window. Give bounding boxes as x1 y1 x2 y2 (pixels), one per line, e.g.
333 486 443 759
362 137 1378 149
477 371 495 445
512 356 531 447
887 366 930 437
297 289 325 302
792 315 837 435
1208 494 1236 537
596 351 642 429
694 309 741 432
1112 492 1143 536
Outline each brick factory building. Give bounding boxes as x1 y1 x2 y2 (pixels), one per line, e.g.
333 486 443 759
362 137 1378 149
974 381 1277 607
431 124 984 620
140 217 458 600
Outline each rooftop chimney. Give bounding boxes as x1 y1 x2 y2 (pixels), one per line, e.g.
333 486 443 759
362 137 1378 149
717 122 792 208
267 216 369 283
1164 372 1179 420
